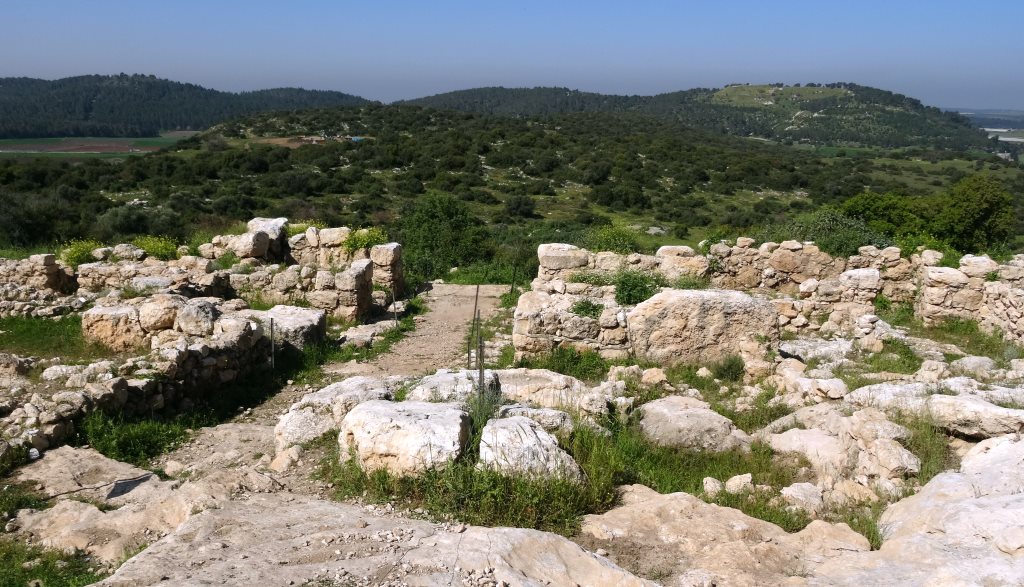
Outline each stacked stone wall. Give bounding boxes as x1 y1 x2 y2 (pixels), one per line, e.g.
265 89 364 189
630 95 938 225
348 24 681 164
516 240 1024 364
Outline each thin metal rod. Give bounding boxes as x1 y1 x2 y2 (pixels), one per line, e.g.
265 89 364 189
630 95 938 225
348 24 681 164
468 284 480 369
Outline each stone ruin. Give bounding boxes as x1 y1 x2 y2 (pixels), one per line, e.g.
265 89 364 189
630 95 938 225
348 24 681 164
0 218 406 470
513 239 1024 373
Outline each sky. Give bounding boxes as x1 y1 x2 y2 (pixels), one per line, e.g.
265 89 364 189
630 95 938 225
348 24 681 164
4 1 1023 109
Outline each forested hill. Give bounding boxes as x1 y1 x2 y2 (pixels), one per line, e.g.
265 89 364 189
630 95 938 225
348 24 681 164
402 83 995 150
0 74 370 138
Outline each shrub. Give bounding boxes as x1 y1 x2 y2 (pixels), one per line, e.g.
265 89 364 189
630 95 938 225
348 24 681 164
711 355 745 382
582 225 642 254
570 299 603 319
343 226 389 252
60 239 104 268
893 232 960 267
614 270 663 305
211 251 240 270
131 235 178 260
755 208 892 258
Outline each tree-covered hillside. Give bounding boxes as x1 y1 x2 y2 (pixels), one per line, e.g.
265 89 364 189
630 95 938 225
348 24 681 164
403 83 996 150
0 74 370 138
2 104 1020 267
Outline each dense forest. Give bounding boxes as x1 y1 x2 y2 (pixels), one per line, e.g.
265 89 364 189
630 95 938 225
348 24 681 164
404 83 1000 151
2 103 1022 283
0 74 369 138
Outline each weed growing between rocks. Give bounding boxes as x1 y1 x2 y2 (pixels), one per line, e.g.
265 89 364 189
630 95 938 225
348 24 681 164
569 299 603 319
710 354 745 382
891 414 959 484
823 501 886 550
613 270 663 305
665 364 792 433
130 235 178 260
0 315 114 362
516 346 611 382
864 340 922 374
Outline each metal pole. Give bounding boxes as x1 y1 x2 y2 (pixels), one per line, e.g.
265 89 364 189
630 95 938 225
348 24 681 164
269 317 275 371
468 284 480 369
477 309 485 397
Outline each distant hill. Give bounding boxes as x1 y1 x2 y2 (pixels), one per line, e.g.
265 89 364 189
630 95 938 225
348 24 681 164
403 83 995 150
0 74 371 138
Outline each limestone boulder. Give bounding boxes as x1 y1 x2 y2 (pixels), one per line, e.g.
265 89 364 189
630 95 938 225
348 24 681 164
537 243 590 272
138 294 186 332
82 305 147 351
846 381 1024 438
174 298 218 336
810 434 1024 585
495 404 575 437
626 289 778 370
96 493 651 587
638 395 750 452
338 401 470 475
494 368 605 415
241 305 326 352
477 416 582 481
406 368 498 403
581 484 869 586
229 230 270 258
274 376 393 453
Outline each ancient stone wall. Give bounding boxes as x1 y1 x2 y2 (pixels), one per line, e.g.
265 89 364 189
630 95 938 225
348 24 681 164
517 240 1024 365
0 254 81 318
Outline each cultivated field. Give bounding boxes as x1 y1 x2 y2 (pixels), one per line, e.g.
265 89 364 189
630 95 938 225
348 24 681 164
0 131 197 159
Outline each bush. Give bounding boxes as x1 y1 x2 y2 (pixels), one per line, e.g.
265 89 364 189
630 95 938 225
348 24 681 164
893 232 960 267
570 299 603 319
343 226 389 252
614 270 663 305
131 235 179 260
755 208 893 258
60 239 104 268
710 355 746 382
581 225 642 254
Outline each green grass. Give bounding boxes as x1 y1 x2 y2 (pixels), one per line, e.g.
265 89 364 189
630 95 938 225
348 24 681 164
1 482 48 518
875 304 1024 367
613 270 664 305
0 538 105 587
319 415 809 535
516 346 611 382
0 315 115 361
0 243 54 259
864 340 923 374
665 364 791 433
70 411 194 468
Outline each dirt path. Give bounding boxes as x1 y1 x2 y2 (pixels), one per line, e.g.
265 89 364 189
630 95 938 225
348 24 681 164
325 282 507 379
158 283 508 491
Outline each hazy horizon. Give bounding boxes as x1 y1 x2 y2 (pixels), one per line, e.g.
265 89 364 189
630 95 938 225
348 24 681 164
5 0 1023 110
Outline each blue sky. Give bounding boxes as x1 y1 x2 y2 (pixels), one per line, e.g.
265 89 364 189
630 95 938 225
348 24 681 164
4 1 1022 108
